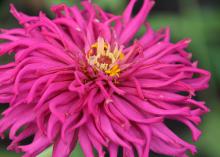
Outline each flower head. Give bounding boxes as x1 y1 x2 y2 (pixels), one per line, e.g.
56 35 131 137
0 1 210 157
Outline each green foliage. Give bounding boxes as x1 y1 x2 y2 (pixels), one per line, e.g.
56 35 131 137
93 0 126 14
46 0 125 13
48 0 75 6
0 150 21 157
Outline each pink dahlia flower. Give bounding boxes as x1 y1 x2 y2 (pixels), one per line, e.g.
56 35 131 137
0 1 210 157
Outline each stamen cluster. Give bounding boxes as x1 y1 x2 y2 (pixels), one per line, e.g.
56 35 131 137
87 37 124 77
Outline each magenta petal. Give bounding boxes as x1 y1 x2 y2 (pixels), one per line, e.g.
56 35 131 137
19 135 51 157
78 127 95 157
119 0 154 44
53 132 77 157
100 112 131 150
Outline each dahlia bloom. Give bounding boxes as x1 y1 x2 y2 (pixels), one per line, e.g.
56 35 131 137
0 0 210 157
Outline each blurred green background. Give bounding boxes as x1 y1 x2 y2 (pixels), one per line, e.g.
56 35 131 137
0 0 219 156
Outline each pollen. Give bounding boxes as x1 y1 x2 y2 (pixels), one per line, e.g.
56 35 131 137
87 37 124 77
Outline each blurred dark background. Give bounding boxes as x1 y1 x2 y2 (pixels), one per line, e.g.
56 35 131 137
0 0 220 157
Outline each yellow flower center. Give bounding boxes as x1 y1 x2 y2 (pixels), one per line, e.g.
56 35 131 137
86 38 124 77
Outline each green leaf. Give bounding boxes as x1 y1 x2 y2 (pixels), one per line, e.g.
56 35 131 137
70 144 84 157
37 144 84 157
